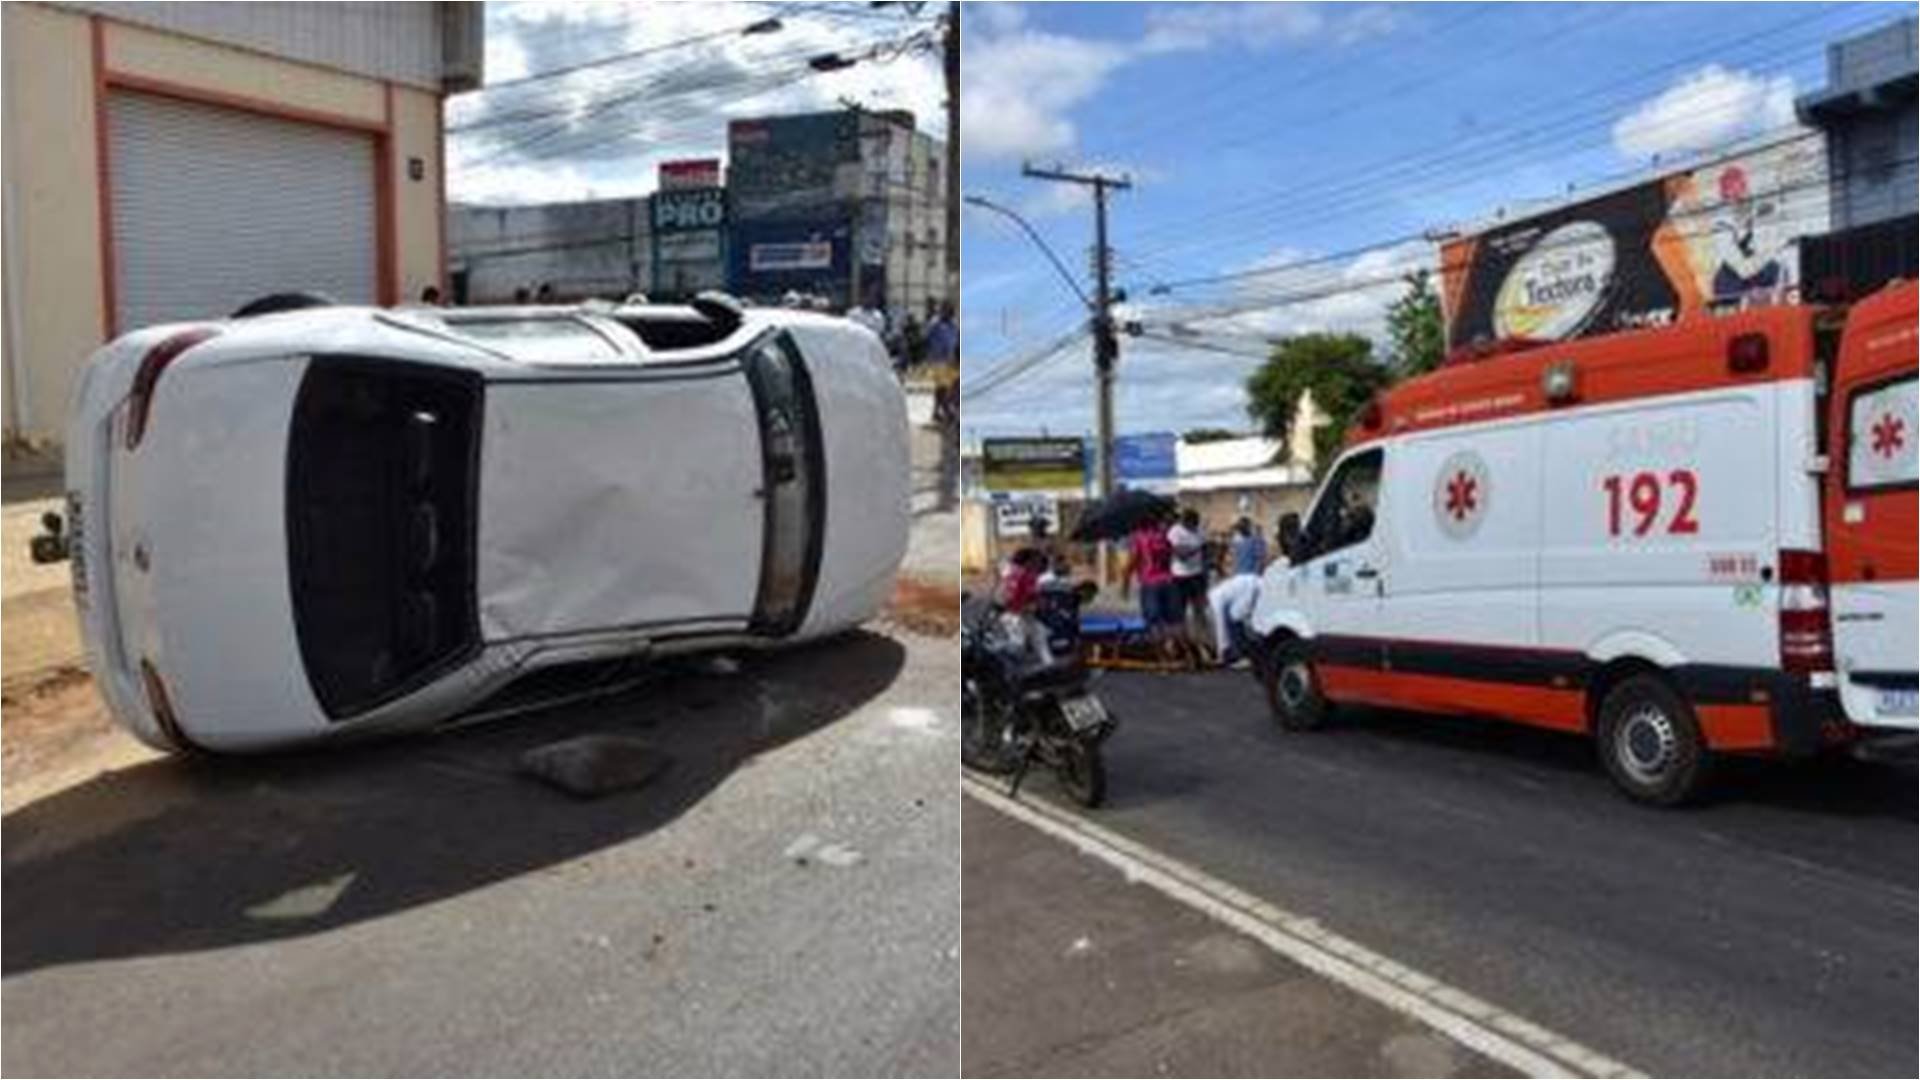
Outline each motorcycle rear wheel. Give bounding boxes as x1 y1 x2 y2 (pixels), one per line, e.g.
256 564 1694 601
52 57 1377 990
1056 740 1107 808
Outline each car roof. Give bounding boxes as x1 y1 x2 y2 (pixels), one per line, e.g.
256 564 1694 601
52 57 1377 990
161 300 852 371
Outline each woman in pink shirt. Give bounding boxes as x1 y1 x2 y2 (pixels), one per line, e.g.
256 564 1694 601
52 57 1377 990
1122 511 1184 657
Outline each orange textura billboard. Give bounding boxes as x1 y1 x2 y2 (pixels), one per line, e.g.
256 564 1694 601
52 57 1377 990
1441 137 1830 349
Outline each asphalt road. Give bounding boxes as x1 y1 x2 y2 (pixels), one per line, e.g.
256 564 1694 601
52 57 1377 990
3 629 960 1077
1006 667 1918 1078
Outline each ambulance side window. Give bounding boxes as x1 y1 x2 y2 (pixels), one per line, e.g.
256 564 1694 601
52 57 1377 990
1299 448 1383 561
1845 373 1918 493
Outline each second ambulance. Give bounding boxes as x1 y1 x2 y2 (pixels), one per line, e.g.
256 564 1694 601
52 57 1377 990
1251 281 1917 804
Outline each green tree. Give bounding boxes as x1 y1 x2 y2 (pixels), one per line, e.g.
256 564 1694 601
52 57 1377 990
1244 332 1392 470
1384 269 1446 379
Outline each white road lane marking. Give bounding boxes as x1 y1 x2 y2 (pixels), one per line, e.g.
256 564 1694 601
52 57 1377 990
965 776 1645 1080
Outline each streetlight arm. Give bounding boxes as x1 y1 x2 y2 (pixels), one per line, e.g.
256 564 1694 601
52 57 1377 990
963 195 1093 311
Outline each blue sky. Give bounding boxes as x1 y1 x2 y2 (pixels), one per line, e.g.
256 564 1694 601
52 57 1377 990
959 1 1907 442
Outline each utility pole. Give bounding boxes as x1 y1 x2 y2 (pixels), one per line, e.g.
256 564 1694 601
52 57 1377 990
1022 162 1130 582
1020 163 1130 500
943 1 960 313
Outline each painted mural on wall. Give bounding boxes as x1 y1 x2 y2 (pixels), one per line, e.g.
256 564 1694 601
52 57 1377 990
1442 136 1830 348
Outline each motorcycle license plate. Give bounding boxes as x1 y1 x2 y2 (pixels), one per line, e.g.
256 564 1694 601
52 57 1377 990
1875 687 1917 718
1058 694 1108 733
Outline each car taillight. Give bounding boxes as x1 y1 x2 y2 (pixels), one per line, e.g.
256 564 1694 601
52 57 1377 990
1777 548 1833 673
125 327 220 450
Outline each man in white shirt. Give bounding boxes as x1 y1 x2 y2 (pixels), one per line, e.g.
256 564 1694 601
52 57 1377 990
1167 508 1208 648
1208 572 1261 668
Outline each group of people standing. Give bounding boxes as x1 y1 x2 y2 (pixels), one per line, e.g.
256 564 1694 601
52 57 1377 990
1123 510 1270 668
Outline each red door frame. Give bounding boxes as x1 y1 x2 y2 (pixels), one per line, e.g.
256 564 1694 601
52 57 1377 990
90 15 398 339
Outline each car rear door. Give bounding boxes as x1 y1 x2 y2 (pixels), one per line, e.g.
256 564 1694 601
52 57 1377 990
1825 284 1918 728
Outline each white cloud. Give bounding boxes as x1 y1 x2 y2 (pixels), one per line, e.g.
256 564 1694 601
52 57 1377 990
960 29 1130 161
1140 3 1398 54
1612 64 1798 160
449 1 943 204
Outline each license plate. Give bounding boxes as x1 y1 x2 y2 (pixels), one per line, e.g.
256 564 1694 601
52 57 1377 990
1875 687 1917 718
1058 694 1108 732
66 491 88 609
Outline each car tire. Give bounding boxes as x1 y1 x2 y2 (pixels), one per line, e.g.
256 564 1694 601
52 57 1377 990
1596 674 1712 806
1263 636 1330 731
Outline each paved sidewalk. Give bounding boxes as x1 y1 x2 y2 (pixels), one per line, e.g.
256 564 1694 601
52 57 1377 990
962 794 1507 1079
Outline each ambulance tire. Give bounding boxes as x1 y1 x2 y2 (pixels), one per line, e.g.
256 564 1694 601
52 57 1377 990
1596 675 1712 806
1264 637 1330 732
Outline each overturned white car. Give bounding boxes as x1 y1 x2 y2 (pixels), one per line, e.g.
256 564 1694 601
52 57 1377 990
60 294 909 752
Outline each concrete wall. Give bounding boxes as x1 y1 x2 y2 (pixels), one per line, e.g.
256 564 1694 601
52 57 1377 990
1 3 451 448
450 200 652 303
3 4 106 448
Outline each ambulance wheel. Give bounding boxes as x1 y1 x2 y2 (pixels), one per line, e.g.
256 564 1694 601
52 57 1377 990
1264 638 1329 731
1596 675 1711 806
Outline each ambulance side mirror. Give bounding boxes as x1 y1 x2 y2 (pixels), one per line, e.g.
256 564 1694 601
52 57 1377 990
1278 513 1302 560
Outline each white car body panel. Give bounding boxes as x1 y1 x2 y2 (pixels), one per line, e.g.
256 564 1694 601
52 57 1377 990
476 371 764 641
65 303 909 752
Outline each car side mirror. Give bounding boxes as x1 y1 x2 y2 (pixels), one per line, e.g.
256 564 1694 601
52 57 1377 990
1278 513 1302 560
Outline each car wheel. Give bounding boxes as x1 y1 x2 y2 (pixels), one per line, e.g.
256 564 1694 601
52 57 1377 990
1597 674 1711 806
1263 637 1329 731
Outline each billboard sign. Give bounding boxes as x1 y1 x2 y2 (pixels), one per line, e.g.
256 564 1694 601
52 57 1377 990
1442 137 1829 348
992 493 1060 538
653 188 726 232
728 112 859 218
1114 432 1179 493
982 437 1087 493
659 158 721 191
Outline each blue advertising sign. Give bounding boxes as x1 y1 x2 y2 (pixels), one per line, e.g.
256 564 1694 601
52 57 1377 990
727 215 852 303
1114 432 1178 491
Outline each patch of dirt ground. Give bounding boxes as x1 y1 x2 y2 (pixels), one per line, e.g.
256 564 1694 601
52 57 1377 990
2 667 157 811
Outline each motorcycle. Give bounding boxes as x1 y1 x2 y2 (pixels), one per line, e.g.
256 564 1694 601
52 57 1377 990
961 579 1117 808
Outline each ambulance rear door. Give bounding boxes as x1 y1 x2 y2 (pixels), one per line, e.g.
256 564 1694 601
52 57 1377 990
1826 282 1918 729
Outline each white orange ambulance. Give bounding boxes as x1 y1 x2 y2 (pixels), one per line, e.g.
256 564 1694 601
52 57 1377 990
1251 281 1917 804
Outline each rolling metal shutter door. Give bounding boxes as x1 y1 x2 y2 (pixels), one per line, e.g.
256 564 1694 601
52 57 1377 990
108 91 377 333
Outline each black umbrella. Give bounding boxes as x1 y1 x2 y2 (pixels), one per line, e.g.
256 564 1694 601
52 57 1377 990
1071 488 1176 542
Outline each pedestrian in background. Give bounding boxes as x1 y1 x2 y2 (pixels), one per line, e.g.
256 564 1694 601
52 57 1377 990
925 301 958 366
1168 507 1209 654
1228 515 1268 577
1122 508 1185 661
1209 517 1267 669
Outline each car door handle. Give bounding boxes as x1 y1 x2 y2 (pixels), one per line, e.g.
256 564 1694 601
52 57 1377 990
1354 567 1379 580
